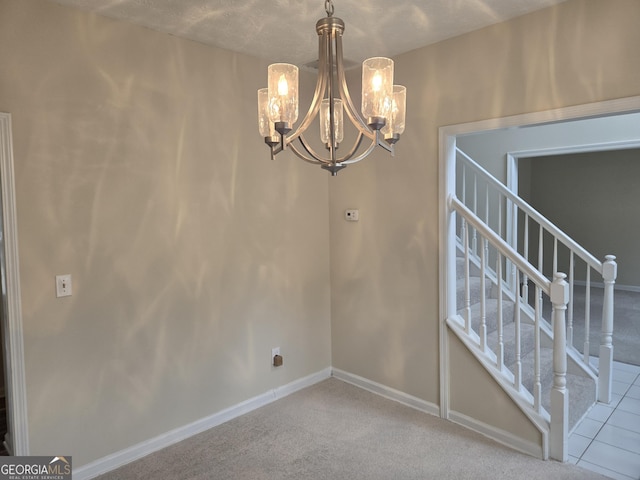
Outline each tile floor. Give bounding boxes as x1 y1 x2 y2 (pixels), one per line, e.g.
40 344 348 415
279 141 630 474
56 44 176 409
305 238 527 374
569 360 640 479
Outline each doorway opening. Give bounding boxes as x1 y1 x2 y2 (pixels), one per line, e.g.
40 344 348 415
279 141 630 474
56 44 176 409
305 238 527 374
438 95 640 416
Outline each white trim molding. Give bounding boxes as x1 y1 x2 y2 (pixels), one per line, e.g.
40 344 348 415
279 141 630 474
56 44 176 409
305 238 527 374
73 368 331 480
331 368 440 417
0 113 29 456
448 410 545 460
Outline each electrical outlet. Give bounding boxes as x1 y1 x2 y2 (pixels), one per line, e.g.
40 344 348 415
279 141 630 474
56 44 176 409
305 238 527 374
345 209 359 221
56 274 72 298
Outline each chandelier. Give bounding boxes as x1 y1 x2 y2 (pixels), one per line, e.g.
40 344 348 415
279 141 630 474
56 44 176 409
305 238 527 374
257 0 406 175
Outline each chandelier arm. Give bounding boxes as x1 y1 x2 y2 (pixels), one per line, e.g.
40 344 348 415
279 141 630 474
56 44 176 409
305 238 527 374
286 32 330 145
375 128 394 153
293 131 369 165
289 136 331 165
335 34 375 140
327 25 337 164
340 130 395 165
337 136 379 165
332 132 365 163
270 142 283 156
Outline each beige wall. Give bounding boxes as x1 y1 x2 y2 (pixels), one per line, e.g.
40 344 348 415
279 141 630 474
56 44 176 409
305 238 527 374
329 0 640 425
522 149 640 287
457 112 640 185
0 0 331 466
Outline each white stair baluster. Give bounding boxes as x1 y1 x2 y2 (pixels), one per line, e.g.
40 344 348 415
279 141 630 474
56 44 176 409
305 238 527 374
497 253 504 370
514 276 522 390
583 269 591 365
599 255 617 404
463 220 471 334
523 214 529 301
538 225 544 275
553 237 558 276
550 273 569 462
484 187 490 263
480 236 487 351
534 284 542 413
461 163 466 205
472 174 478 255
567 252 574 348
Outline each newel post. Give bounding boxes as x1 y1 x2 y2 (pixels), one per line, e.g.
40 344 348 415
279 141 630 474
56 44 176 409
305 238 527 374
550 272 569 462
599 255 617 404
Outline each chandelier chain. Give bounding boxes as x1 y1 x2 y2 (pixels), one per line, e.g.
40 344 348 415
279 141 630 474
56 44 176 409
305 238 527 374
325 0 334 17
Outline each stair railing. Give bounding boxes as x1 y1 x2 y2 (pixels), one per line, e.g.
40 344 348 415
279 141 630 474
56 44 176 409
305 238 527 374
451 196 570 461
456 147 616 403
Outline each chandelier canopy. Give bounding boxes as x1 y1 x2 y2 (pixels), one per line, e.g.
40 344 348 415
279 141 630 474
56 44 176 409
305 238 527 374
257 0 406 175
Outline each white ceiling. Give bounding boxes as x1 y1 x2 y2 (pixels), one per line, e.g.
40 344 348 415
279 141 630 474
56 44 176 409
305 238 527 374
49 0 568 67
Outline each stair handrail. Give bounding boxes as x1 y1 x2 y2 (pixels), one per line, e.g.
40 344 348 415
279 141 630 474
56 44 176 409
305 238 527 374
450 195 551 294
456 148 603 274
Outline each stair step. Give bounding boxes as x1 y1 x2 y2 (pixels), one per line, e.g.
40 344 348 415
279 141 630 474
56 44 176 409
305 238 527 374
517 347 596 430
456 277 493 310
456 256 480 281
487 321 536 367
459 299 515 336
458 266 597 434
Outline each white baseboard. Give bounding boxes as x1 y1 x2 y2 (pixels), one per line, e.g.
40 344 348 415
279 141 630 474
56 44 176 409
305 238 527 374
448 410 545 460
331 368 440 417
74 367 546 479
331 368 544 459
73 368 331 480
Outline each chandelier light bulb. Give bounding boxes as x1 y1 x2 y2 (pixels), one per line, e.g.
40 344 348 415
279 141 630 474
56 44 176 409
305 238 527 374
361 57 394 129
277 74 289 96
267 63 299 128
372 73 383 92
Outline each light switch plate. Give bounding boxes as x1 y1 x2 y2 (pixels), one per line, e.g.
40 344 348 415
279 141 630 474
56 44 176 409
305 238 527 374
56 274 72 298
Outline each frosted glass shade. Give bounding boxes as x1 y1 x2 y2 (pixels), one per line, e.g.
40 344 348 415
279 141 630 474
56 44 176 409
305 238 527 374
361 57 393 122
257 88 275 137
267 63 299 126
320 98 344 146
381 85 407 137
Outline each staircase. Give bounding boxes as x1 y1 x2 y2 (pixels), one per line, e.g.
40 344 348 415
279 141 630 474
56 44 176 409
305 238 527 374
455 255 596 431
443 146 617 461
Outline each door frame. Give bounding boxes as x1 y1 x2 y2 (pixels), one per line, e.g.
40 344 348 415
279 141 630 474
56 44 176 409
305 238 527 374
0 113 29 455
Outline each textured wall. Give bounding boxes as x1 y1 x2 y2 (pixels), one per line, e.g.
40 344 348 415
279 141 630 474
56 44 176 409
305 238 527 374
0 0 331 466
329 0 640 423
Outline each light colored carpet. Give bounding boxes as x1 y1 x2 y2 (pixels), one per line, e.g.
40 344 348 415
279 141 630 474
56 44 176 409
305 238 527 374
96 378 607 480
572 288 640 366
542 287 640 366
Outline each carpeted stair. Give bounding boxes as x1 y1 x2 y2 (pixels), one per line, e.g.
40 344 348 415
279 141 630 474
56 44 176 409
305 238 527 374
456 256 596 431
